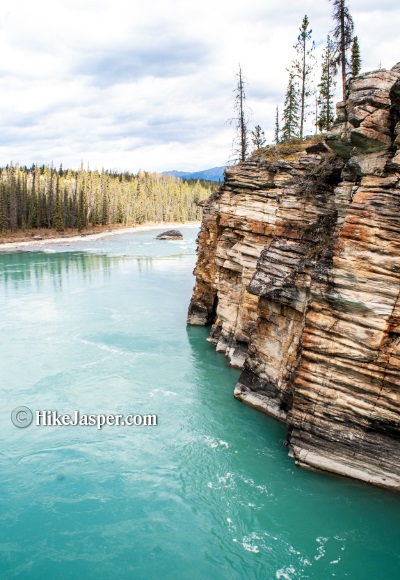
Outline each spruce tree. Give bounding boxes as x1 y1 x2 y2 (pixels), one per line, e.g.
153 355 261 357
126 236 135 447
0 190 7 231
251 125 266 151
293 15 315 140
8 164 17 231
281 71 300 142
274 106 280 144
101 189 109 226
53 192 64 232
47 165 55 227
318 36 336 132
351 36 361 77
329 0 354 100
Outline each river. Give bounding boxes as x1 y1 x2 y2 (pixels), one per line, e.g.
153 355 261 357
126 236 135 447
0 226 399 579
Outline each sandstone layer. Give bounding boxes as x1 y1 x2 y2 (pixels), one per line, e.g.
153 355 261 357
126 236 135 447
188 64 400 490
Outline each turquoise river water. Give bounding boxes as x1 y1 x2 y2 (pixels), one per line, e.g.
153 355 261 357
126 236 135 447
0 226 399 579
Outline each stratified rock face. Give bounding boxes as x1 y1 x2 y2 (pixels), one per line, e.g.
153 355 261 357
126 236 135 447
188 145 342 367
188 63 400 490
156 229 183 240
288 65 400 490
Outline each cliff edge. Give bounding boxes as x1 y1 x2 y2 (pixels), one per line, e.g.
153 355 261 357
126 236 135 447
187 63 400 490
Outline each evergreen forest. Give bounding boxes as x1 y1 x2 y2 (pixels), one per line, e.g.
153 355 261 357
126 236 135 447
0 164 214 233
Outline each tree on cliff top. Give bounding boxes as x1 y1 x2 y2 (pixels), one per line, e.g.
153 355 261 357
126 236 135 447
274 106 280 144
229 65 249 163
318 36 336 132
251 125 266 151
293 15 315 140
329 0 354 101
281 70 300 142
351 36 361 77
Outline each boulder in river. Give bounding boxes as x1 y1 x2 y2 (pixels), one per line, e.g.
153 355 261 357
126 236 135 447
156 229 183 240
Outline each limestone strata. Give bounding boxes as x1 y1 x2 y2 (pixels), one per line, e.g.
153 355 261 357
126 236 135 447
188 64 400 490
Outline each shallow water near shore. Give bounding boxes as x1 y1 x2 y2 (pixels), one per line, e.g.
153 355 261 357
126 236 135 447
0 225 399 579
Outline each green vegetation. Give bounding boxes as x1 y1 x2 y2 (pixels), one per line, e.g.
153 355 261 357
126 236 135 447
292 15 315 140
0 163 214 233
251 134 326 162
281 14 316 144
282 71 300 142
351 36 361 77
274 107 280 144
251 125 266 151
227 3 360 152
318 36 336 132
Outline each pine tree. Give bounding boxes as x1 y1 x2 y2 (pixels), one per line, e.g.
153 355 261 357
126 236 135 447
53 192 64 232
101 189 109 226
351 35 361 77
293 15 315 140
0 190 7 231
251 125 266 151
274 106 280 144
229 65 249 163
329 0 354 101
47 164 55 227
281 71 300 142
318 36 336 132
8 163 17 231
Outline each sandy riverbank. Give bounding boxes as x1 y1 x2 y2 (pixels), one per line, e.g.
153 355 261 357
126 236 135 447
0 222 200 251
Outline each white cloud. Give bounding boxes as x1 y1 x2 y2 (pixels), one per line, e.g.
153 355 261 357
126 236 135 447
0 0 398 172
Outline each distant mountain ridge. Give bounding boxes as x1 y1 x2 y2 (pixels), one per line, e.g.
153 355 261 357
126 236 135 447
162 166 226 182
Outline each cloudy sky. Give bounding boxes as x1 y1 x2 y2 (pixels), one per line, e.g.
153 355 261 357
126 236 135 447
0 0 399 173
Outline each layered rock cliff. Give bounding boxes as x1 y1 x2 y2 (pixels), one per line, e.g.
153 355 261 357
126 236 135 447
188 64 400 490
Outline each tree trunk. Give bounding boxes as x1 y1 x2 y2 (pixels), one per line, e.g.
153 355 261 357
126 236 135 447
300 42 306 140
340 0 346 101
239 69 246 162
327 51 331 130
